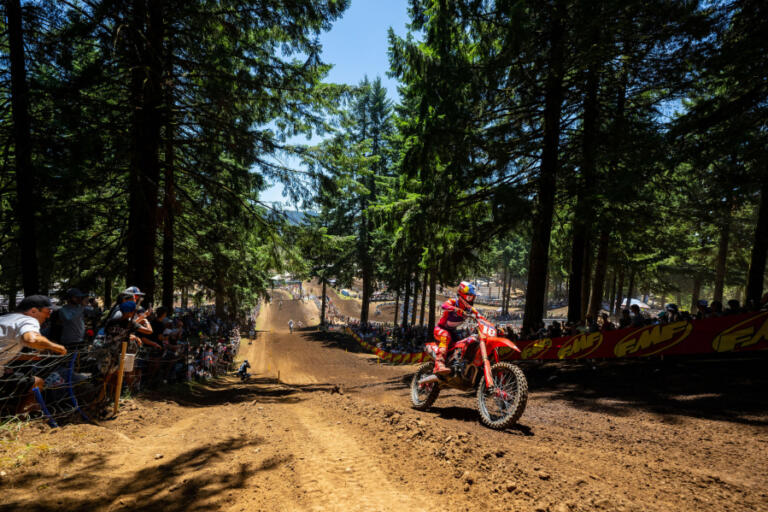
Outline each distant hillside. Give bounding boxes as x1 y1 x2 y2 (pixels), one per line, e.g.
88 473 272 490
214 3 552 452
282 210 311 226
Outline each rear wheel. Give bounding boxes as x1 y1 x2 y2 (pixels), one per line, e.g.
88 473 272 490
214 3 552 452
476 362 527 429
410 362 440 410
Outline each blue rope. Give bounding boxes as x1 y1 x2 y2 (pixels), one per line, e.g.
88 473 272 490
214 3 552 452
68 352 92 423
33 387 58 428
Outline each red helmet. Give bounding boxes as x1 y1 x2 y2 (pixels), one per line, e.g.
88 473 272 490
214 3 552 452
457 281 476 307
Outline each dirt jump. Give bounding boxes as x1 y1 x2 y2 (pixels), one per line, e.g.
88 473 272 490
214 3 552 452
1 295 767 511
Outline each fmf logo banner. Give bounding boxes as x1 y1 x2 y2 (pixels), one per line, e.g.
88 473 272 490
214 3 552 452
510 312 768 360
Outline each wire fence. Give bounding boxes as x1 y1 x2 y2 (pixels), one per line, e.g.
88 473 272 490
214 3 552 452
1 332 241 428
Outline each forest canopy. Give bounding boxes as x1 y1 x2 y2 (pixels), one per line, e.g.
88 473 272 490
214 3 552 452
1 0 766 328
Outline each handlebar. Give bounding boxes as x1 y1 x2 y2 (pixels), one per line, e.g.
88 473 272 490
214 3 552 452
451 306 487 323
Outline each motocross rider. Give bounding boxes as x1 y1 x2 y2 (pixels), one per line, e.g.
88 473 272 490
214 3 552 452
433 281 485 375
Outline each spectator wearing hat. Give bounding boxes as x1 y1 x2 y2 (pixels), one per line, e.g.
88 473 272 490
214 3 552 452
1 296 67 414
104 301 149 353
59 288 89 347
104 286 147 324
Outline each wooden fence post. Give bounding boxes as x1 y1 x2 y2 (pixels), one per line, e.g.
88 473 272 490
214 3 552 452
113 341 128 415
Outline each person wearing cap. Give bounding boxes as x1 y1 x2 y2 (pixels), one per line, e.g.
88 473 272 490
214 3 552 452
103 286 146 323
122 286 146 306
103 286 152 334
104 301 150 349
59 288 89 347
0 296 67 414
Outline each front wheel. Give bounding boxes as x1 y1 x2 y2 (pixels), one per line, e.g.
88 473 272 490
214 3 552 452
410 362 440 410
476 362 528 430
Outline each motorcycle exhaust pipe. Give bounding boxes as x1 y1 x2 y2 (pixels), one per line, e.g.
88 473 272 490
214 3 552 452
418 375 439 385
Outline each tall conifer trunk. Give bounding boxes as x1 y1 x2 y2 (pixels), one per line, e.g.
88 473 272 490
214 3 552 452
320 278 327 326
401 270 411 328
501 266 509 315
588 230 609 318
161 42 175 311
713 211 730 303
691 275 702 314
523 2 565 333
127 0 163 304
427 269 437 333
614 266 625 314
7 0 39 295
419 269 428 326
411 274 420 325
625 270 635 311
746 177 768 305
580 243 593 319
393 288 400 326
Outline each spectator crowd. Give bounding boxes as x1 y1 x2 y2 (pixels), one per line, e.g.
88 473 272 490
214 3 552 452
1 286 247 424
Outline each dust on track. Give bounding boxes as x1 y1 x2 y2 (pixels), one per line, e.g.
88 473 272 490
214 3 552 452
1 296 767 512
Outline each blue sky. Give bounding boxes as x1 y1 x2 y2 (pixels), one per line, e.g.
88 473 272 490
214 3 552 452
260 0 411 206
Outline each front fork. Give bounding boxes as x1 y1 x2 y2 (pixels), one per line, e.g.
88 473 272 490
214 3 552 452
479 341 494 389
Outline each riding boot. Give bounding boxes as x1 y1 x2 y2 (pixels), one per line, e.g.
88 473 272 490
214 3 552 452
433 346 450 375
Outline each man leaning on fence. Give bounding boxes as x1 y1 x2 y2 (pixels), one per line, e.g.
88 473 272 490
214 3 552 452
0 295 67 414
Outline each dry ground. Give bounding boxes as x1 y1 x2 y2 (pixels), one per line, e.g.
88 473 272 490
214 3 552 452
1 295 766 511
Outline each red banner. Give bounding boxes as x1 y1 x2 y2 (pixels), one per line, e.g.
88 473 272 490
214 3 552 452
347 312 768 363
507 311 768 360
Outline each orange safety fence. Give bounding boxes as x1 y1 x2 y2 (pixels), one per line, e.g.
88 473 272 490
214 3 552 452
345 328 431 364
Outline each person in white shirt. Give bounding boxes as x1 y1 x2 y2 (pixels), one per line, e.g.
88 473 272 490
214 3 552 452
1 295 67 414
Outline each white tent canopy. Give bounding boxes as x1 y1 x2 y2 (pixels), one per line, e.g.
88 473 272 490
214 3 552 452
621 298 650 309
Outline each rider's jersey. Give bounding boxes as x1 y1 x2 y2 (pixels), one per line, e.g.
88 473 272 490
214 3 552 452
437 298 480 329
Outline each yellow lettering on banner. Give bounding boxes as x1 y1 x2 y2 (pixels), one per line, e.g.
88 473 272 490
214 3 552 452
713 317 768 352
558 332 602 359
750 317 768 347
521 338 552 360
714 328 753 352
615 321 691 357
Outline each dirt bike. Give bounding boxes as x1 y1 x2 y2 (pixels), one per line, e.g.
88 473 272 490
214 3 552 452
410 313 528 430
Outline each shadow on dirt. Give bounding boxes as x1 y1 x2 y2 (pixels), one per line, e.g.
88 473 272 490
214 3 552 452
425 405 534 436
300 329 369 354
142 376 340 409
520 353 768 426
0 434 280 512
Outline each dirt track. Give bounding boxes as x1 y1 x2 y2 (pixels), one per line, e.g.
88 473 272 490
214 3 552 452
1 297 767 511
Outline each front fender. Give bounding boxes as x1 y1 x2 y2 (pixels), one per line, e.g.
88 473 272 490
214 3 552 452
485 336 521 353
